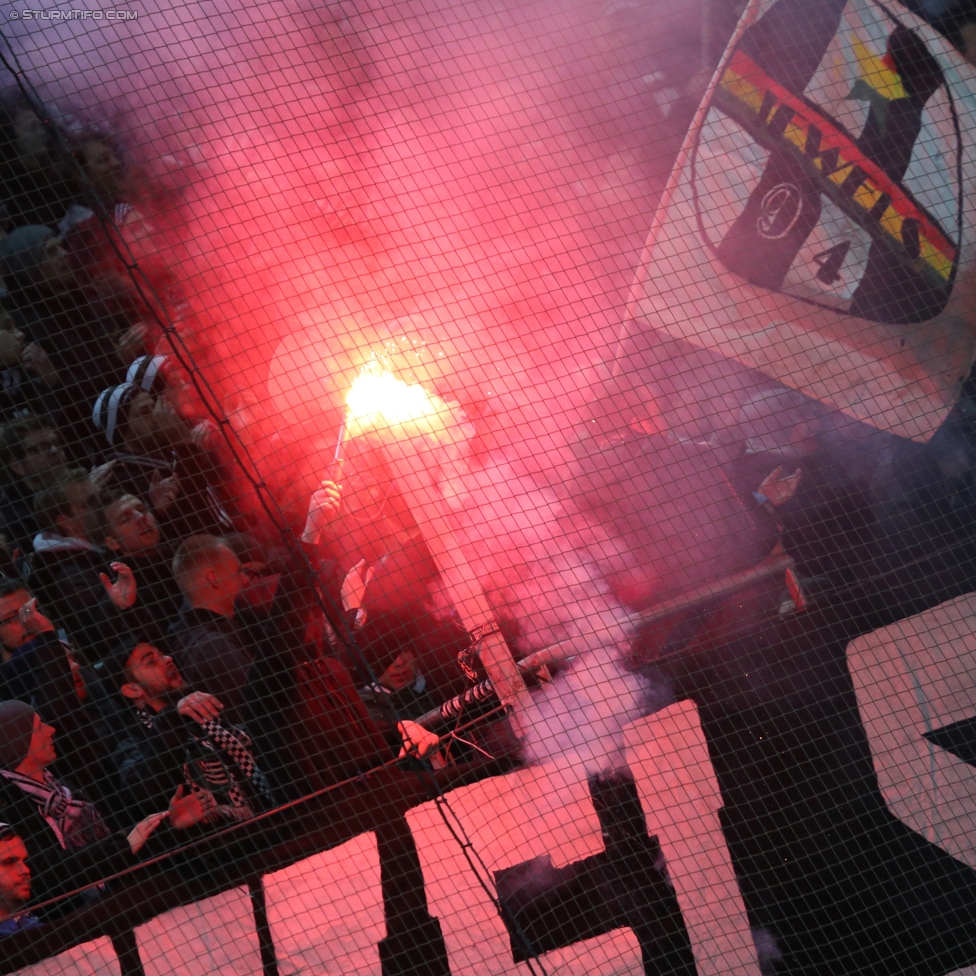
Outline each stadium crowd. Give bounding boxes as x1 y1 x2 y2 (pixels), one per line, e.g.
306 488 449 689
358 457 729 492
3 0 976 937
0 88 853 936
0 94 460 933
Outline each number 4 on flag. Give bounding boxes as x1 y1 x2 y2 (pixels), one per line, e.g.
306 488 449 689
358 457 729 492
812 242 851 284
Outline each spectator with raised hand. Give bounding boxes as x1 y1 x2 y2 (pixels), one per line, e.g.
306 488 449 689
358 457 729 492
0 824 38 936
92 381 236 541
0 415 69 556
0 226 137 458
86 492 183 652
301 479 343 548
0 701 205 917
100 637 272 828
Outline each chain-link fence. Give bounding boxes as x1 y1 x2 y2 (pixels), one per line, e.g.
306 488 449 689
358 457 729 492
0 1 975 975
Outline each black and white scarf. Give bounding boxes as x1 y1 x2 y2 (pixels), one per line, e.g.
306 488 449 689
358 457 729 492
184 720 268 822
139 710 270 822
0 769 110 850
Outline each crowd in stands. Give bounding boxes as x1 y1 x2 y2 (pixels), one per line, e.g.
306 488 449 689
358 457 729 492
0 93 453 932
6 0 976 934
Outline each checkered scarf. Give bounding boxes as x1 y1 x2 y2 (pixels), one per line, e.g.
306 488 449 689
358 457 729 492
183 720 269 822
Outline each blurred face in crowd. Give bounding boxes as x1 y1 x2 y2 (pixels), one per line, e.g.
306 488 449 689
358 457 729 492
103 495 161 557
207 545 248 604
161 365 205 423
120 642 183 709
33 237 76 294
0 313 25 369
13 109 49 172
154 393 192 444
80 138 123 201
0 834 30 919
0 589 32 655
57 479 95 542
15 712 57 779
379 650 418 692
122 391 157 450
122 391 191 452
10 428 66 486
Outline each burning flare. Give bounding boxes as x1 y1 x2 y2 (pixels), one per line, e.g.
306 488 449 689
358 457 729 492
345 366 440 428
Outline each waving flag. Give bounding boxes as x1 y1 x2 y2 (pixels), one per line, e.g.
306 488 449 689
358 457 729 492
626 0 976 441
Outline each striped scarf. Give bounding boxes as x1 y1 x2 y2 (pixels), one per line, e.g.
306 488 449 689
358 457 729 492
183 720 269 822
0 770 110 850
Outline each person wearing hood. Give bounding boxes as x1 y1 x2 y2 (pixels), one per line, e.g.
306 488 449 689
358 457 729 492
0 225 137 460
91 379 238 542
28 469 124 659
0 701 207 918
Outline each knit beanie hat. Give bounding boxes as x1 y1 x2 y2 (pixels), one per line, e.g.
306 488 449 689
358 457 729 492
126 355 168 396
0 225 56 284
0 700 36 771
92 382 140 446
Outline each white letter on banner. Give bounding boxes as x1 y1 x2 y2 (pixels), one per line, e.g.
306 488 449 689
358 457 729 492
10 936 120 976
848 591 976 873
622 699 761 976
263 831 384 975
407 755 642 975
135 886 263 976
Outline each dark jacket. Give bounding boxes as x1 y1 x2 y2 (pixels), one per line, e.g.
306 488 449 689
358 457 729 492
28 534 113 657
0 478 39 555
238 575 396 799
30 538 183 660
100 549 184 650
0 161 74 231
0 364 61 422
0 775 133 918
101 444 237 542
0 630 123 816
108 701 272 825
167 606 253 728
571 431 779 606
7 286 133 461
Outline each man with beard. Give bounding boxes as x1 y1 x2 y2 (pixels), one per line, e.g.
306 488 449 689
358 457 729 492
0 825 38 936
0 580 121 809
0 701 205 916
100 637 272 827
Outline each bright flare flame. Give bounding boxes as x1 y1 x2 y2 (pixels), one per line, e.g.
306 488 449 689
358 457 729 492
345 368 439 427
